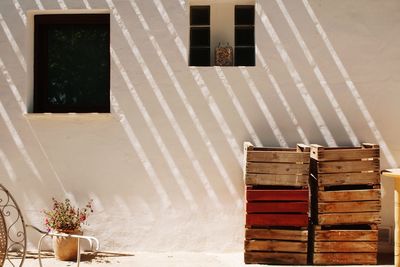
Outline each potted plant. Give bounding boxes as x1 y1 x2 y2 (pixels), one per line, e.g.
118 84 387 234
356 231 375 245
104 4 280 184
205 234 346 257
43 198 93 261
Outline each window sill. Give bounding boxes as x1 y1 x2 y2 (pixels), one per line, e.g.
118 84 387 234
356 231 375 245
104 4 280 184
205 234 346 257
24 113 114 121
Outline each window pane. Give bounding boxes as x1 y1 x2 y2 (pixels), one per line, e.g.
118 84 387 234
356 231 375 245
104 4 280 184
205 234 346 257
190 6 210 26
46 24 109 109
235 27 254 46
235 6 254 25
190 48 210 66
190 27 210 47
235 47 255 66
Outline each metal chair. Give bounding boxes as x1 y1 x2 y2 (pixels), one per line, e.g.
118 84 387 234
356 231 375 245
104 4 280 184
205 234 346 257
0 183 99 267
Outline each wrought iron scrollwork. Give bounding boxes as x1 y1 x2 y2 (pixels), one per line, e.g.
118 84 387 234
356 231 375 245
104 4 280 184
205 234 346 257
0 184 26 267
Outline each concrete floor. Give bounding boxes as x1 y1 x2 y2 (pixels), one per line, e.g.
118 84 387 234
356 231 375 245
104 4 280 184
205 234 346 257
7 252 395 267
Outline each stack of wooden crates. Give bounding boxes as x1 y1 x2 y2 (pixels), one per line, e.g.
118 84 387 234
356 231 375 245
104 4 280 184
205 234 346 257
309 144 381 265
244 142 310 264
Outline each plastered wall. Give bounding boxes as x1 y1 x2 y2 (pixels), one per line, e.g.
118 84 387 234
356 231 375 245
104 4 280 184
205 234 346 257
0 0 399 252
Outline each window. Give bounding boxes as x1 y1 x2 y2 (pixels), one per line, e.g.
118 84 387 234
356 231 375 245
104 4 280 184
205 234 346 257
188 1 255 67
235 5 255 66
34 14 110 113
189 6 210 66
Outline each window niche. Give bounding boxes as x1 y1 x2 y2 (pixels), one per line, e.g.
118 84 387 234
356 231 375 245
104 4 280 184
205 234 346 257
189 6 211 66
188 1 255 67
33 14 110 113
235 5 255 66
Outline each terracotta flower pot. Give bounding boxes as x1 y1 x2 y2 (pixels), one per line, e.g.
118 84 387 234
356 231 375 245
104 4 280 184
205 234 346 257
52 229 82 261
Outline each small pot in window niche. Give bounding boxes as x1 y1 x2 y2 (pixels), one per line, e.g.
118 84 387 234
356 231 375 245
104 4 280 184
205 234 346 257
215 43 233 66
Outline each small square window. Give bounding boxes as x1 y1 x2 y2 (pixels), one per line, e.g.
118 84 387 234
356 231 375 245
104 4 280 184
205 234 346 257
188 3 255 67
34 14 110 113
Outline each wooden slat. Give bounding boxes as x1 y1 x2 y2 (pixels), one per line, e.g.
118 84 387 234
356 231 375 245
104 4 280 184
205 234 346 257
247 189 309 201
245 252 307 265
314 241 377 253
315 229 378 241
313 252 377 265
247 201 308 213
318 201 381 213
246 173 308 186
310 145 379 161
318 189 380 202
317 159 379 173
247 151 309 163
246 162 309 175
246 214 309 227
246 228 308 241
318 172 380 186
245 240 307 253
318 212 381 225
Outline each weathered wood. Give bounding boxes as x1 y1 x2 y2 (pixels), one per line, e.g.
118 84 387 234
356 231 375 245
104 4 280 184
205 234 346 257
310 145 379 161
245 240 307 253
245 252 307 265
318 201 381 213
246 173 308 186
318 172 380 186
362 143 379 149
314 229 378 241
247 201 308 213
318 212 381 225
246 162 309 175
297 144 310 152
313 252 377 265
246 151 310 163
317 159 379 173
246 214 309 227
314 241 377 253
245 228 308 241
318 189 380 202
247 189 309 201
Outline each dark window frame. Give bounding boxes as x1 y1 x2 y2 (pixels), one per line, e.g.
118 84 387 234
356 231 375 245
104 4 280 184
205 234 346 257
234 5 255 66
33 14 110 113
189 6 211 66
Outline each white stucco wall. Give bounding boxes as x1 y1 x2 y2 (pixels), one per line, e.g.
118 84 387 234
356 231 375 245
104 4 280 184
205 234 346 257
0 0 399 253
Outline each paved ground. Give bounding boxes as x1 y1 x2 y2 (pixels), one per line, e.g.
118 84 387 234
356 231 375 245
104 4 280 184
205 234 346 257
8 252 394 267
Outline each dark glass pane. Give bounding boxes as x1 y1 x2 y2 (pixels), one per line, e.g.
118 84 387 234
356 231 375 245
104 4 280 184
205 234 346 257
46 24 109 110
190 6 210 25
235 27 254 46
190 27 210 47
235 47 255 66
190 48 210 66
235 5 254 25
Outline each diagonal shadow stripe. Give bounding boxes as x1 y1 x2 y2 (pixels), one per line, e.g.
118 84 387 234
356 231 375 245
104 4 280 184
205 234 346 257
215 67 263 146
110 47 198 211
153 0 243 165
0 148 17 182
276 0 359 147
12 0 26 25
256 3 336 146
106 0 223 208
255 46 309 144
302 0 397 167
129 0 242 207
0 13 26 72
110 93 173 209
239 67 288 147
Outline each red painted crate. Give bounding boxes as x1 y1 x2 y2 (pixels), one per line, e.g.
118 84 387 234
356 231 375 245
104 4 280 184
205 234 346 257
246 188 309 228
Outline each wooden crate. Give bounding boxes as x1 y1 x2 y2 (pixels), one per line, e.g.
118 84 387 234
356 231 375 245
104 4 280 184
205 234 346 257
245 227 308 265
311 224 378 265
246 186 309 228
244 142 310 187
310 144 381 226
